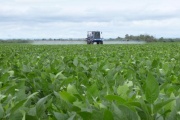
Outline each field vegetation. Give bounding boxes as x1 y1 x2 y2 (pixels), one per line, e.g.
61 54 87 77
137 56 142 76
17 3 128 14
0 43 180 119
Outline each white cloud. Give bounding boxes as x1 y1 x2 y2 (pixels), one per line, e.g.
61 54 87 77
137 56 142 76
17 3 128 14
0 0 180 38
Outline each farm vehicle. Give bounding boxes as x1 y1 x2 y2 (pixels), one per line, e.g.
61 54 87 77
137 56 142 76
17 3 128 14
86 31 103 44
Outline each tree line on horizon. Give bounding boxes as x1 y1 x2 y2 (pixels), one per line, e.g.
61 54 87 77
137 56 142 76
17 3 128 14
113 34 180 42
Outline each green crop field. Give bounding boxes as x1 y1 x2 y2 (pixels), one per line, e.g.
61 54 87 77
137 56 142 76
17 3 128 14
0 43 180 120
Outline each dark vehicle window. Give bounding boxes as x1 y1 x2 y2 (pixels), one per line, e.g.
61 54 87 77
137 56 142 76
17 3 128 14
94 32 100 39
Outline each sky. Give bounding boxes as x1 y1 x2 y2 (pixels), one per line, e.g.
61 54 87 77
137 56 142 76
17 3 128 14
0 0 180 39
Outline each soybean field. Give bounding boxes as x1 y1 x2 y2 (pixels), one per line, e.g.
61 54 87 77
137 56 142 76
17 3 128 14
0 43 180 120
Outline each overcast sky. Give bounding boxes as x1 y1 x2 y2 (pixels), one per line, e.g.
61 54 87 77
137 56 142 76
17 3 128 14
0 0 180 39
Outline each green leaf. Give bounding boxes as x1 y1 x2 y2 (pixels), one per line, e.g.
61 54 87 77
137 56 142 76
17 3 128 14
162 62 169 74
87 83 99 98
105 95 126 104
145 73 159 103
154 99 175 113
0 104 4 119
78 112 92 120
28 107 36 116
92 110 104 120
10 100 26 114
138 99 152 120
67 113 76 120
73 58 78 66
73 101 86 109
5 85 17 95
80 63 88 71
118 105 139 120
128 102 141 108
25 115 38 120
0 72 9 82
0 94 6 101
22 65 31 73
55 71 67 79
164 93 176 111
167 97 180 120
50 73 55 82
60 91 76 103
9 112 23 120
112 103 127 120
103 109 113 120
152 59 158 68
8 70 14 77
67 84 78 94
53 112 68 120
117 85 129 99
27 92 39 100
112 103 139 120
36 95 50 118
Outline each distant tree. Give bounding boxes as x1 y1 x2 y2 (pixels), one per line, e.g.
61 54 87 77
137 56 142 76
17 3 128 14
139 34 144 41
159 37 164 41
125 34 129 41
116 36 123 40
122 34 156 42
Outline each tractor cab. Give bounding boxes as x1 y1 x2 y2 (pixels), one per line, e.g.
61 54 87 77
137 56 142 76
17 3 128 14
86 31 103 44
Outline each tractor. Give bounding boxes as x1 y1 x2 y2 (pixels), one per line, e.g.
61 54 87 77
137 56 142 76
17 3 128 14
86 31 103 44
